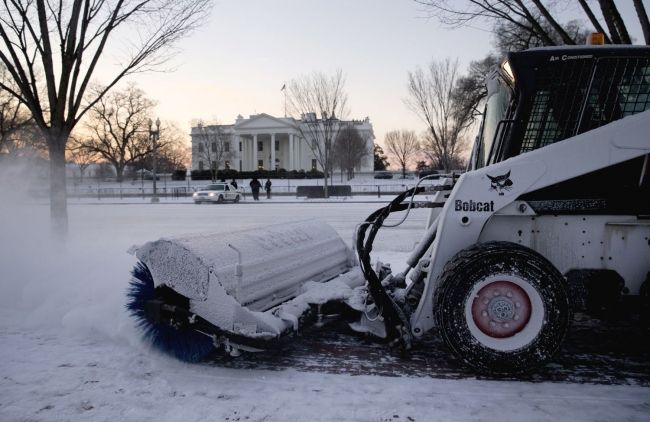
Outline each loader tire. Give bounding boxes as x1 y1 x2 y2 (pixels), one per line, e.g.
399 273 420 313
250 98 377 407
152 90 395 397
435 241 570 374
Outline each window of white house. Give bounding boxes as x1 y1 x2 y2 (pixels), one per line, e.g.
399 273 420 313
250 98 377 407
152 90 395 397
211 161 217 170
258 159 264 169
198 161 204 170
225 160 230 169
198 143 204 153
239 142 242 152
311 159 317 171
211 142 217 152
275 140 279 151
225 142 230 152
258 141 263 151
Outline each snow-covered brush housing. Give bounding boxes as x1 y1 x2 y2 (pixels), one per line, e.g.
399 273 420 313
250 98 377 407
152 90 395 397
127 220 367 361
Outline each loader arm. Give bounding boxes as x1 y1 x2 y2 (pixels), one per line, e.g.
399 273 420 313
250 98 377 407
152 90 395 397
409 109 650 337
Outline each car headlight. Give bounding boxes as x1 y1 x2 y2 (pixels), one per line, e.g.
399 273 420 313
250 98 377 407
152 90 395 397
208 192 216 196
192 192 198 197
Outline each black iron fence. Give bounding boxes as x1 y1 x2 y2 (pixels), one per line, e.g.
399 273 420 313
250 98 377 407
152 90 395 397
65 181 417 200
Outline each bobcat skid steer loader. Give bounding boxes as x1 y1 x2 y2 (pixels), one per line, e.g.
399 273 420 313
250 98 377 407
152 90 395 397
127 44 650 374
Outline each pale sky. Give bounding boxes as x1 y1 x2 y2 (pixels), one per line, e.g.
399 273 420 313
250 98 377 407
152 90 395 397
116 0 647 155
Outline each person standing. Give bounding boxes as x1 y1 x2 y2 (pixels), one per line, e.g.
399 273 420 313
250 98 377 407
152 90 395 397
231 178 238 189
265 178 272 199
249 177 261 201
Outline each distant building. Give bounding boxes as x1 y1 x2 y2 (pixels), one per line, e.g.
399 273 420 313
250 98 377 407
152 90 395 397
190 113 375 173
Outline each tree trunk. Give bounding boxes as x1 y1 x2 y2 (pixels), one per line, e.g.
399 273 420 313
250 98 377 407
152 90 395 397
323 169 329 198
116 164 125 182
48 133 69 238
512 0 556 46
610 0 632 44
598 0 630 44
530 0 576 45
634 0 650 45
578 0 612 43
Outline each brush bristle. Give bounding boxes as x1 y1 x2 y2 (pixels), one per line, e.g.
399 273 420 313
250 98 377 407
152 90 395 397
126 262 214 362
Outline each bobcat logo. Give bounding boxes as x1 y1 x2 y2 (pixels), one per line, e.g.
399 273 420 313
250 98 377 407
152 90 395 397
487 170 513 195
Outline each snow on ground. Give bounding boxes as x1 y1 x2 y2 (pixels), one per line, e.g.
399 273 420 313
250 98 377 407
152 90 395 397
1 197 648 421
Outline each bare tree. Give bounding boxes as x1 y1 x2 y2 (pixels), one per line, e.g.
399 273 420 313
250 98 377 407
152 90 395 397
384 130 420 178
598 0 631 44
81 84 157 182
416 0 558 45
0 122 47 157
156 123 190 173
453 55 499 124
494 18 588 55
286 70 348 198
333 124 368 181
633 0 650 45
577 0 612 43
417 0 643 46
66 135 98 183
529 0 574 45
194 122 232 182
0 66 32 154
0 0 211 235
406 58 472 172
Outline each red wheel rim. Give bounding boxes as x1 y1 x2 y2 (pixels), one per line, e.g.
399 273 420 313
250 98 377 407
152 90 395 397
471 280 532 338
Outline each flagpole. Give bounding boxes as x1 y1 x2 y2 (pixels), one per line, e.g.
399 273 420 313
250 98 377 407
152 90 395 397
281 83 287 117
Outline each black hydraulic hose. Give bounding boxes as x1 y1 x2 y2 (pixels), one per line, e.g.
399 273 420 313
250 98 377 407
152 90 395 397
358 186 422 260
355 187 424 349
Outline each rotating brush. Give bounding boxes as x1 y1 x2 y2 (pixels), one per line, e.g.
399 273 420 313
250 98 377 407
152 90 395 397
126 262 214 362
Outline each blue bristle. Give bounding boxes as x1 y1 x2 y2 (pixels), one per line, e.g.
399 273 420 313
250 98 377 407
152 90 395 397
126 262 214 362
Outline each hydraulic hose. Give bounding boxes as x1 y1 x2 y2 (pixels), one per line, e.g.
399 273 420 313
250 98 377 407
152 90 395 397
355 186 423 350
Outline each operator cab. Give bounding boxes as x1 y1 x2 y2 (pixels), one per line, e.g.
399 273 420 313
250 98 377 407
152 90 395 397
470 45 650 170
469 46 650 216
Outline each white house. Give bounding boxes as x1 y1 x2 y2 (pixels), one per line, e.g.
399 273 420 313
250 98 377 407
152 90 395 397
190 113 375 173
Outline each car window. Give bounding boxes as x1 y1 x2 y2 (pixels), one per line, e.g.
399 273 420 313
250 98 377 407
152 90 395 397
205 184 224 191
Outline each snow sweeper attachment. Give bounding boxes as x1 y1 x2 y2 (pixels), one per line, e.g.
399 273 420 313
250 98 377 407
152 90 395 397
126 220 367 361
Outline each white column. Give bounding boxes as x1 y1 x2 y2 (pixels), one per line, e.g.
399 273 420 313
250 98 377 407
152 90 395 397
243 135 249 170
252 134 257 170
289 134 294 170
235 135 241 171
240 135 246 170
270 133 276 170
298 135 302 170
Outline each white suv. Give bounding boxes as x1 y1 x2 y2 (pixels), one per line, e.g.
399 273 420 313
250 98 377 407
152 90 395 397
193 183 242 204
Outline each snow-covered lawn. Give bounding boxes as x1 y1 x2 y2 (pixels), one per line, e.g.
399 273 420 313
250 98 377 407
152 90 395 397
1 199 648 421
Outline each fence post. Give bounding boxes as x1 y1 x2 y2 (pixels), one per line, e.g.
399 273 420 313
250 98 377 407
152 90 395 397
377 185 380 198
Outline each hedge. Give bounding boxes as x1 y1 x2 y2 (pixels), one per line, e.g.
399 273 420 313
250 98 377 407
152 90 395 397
296 185 352 198
191 168 324 181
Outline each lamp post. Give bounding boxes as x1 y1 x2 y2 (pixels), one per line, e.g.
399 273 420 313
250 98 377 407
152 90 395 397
149 117 161 203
